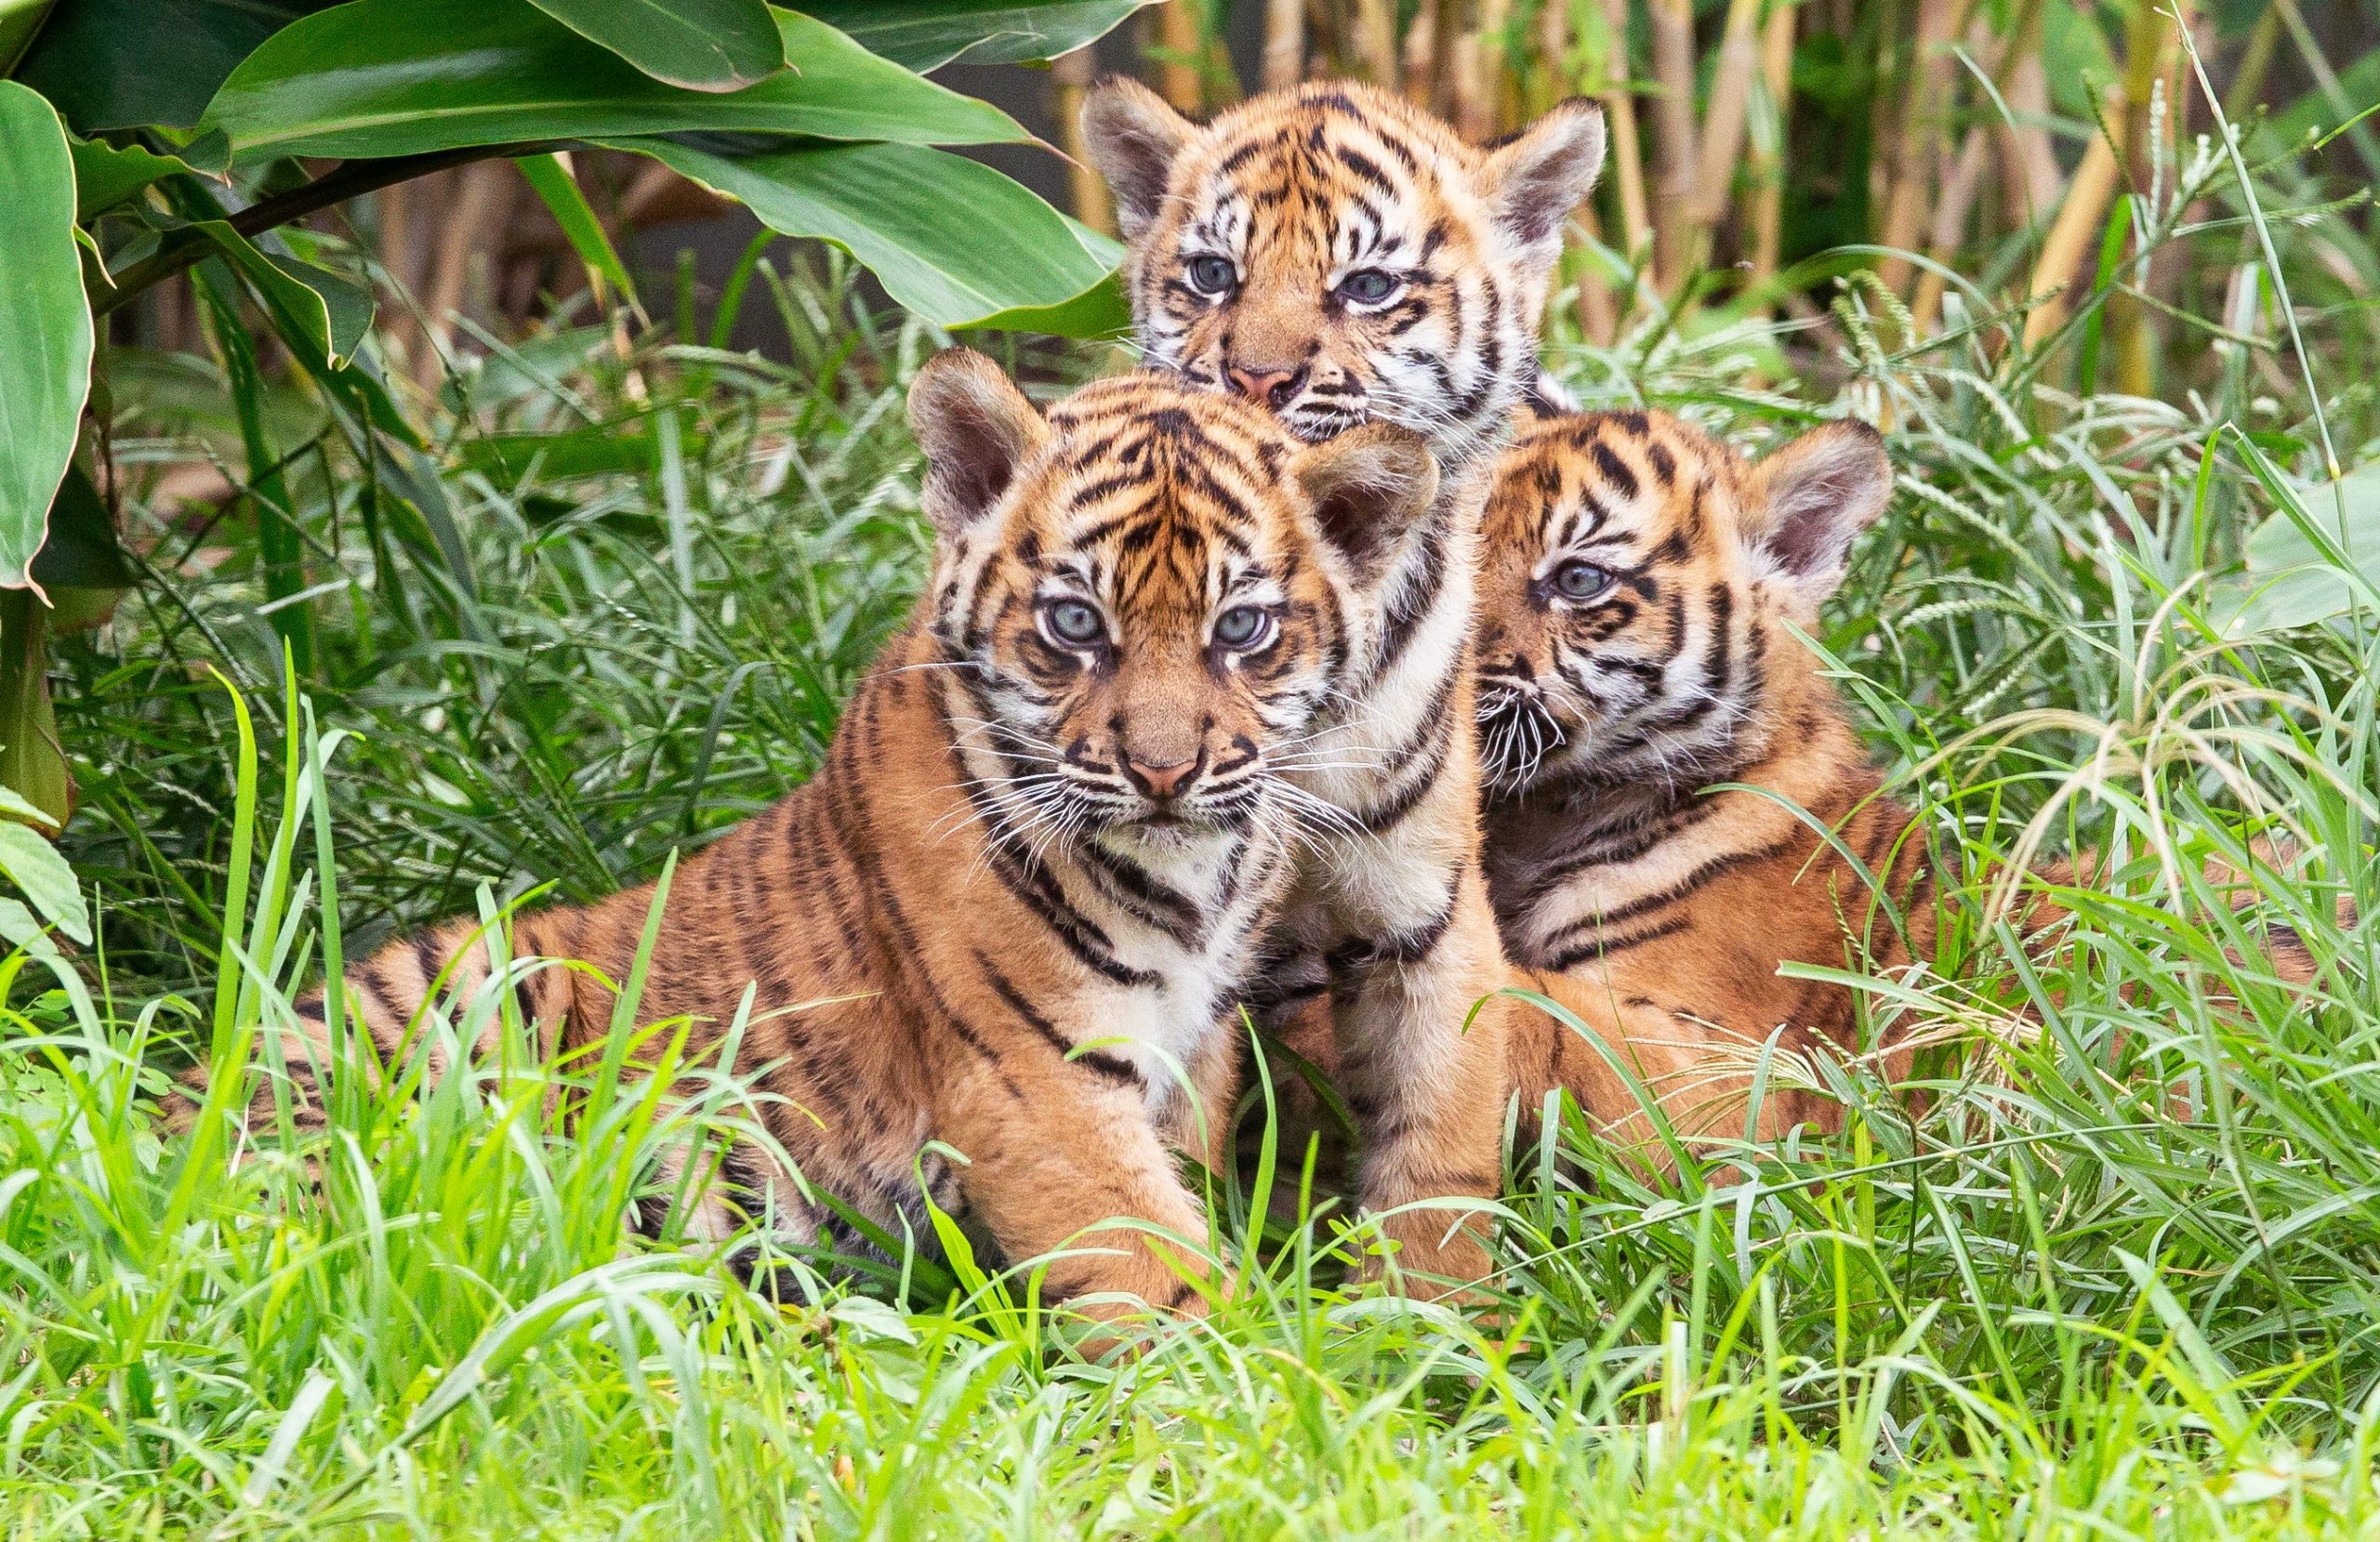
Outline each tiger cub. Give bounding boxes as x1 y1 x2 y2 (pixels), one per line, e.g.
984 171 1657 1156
1474 408 2334 1148
193 352 1444 1329
1080 79 1606 1284
1474 408 1916 1141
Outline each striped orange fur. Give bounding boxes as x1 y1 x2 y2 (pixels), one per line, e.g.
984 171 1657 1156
185 353 1448 1338
1082 79 1607 1285
1473 408 2339 1151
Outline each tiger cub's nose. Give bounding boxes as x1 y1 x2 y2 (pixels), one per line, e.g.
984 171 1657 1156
1124 750 1204 800
1227 362 1305 408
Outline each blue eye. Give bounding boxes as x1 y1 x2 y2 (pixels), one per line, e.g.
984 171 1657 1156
1338 269 1399 304
1045 600 1105 646
1186 256 1236 295
1553 560 1615 600
1213 605 1271 649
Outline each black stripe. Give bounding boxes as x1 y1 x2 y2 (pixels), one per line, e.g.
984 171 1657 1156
1571 830 1805 932
1328 896 1456 973
976 950 1143 1087
1542 914 1693 972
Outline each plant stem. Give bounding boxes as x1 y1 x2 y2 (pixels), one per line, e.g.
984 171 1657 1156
93 143 562 321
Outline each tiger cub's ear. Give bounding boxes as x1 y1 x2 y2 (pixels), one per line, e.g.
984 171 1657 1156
908 349 1049 537
1292 423 1440 586
1080 76 1197 240
1481 99 1606 258
1742 420 1893 616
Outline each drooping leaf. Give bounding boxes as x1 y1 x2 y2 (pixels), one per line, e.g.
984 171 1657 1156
11 0 337 132
804 0 1150 71
0 83 90 593
203 0 1025 163
31 466 130 591
516 153 641 310
523 0 783 90
600 135 1127 334
134 220 378 370
0 818 88 944
0 0 55 75
2228 464 2380 635
68 136 218 218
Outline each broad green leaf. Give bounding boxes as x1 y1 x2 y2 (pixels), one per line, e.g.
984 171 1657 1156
516 153 641 310
0 785 56 830
69 133 228 221
601 136 1125 333
524 0 783 90
805 0 1148 71
152 220 377 369
31 466 130 591
2228 464 2380 635
0 0 54 75
68 137 213 218
11 0 337 132
0 819 87 944
204 0 1025 163
0 83 90 593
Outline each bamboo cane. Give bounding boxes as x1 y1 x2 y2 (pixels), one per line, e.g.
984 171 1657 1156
1052 47 1117 237
1263 0 1305 89
2019 93 2125 350
1747 0 1797 297
1155 0 1205 112
1684 0 1767 233
1593 0 1654 273
1647 0 1699 289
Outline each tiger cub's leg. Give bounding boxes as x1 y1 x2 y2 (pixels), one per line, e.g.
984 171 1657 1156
936 1066 1217 1346
1326 850 1510 1296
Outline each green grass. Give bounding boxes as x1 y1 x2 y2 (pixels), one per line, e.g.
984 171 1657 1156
8 149 2380 1535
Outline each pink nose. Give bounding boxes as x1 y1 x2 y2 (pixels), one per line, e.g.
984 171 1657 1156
1227 363 1302 407
1126 754 1200 800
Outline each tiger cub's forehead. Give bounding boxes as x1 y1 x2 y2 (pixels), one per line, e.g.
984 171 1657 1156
1020 377 1307 574
1170 83 1480 255
1490 410 1742 566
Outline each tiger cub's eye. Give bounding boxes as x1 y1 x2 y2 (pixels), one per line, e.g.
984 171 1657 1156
1045 600 1106 647
1212 604 1272 650
1337 269 1399 304
1186 255 1236 295
1552 560 1616 601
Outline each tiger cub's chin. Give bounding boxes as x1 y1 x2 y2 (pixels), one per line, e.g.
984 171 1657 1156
178 351 1446 1347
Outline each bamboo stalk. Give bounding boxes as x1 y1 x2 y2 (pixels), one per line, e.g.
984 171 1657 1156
1684 0 1766 230
1911 123 1988 332
1262 0 1305 89
1593 0 1654 273
1746 0 1797 297
1155 0 1204 112
1873 0 1960 295
1052 46 1116 237
2019 92 2125 350
1646 0 1699 288
1537 0 1573 113
1353 0 1398 87
1996 1 2059 228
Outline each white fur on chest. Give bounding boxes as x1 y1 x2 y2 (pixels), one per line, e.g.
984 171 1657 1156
1069 827 1283 1103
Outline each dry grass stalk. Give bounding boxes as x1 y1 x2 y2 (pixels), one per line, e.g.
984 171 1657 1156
1052 47 1116 237
1154 0 1205 112
2020 91 2126 350
1684 0 1766 231
1591 0 1653 270
1746 0 1797 294
1646 0 1699 286
1262 0 1305 89
1874 0 1964 296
